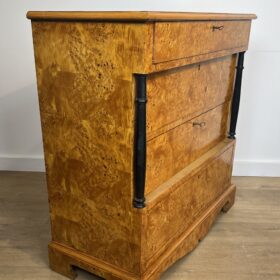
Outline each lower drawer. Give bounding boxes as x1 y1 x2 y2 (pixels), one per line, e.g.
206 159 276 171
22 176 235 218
142 141 234 269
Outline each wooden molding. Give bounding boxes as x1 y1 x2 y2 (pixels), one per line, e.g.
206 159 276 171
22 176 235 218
27 11 257 22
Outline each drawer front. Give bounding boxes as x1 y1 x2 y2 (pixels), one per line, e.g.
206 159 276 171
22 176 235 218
146 103 229 194
143 144 234 268
147 55 236 138
153 20 251 63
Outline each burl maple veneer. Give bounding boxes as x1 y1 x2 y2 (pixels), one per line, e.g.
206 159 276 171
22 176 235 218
27 11 256 280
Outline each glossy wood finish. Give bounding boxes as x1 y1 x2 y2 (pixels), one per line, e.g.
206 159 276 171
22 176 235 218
49 140 236 280
154 21 251 63
147 55 236 138
48 185 236 280
143 186 236 279
31 21 153 274
27 11 257 22
146 103 230 194
143 141 235 271
28 11 255 280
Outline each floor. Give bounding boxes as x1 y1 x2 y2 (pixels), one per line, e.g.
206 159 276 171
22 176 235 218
0 173 280 280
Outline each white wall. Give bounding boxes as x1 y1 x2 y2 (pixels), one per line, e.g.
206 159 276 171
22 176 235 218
0 0 279 176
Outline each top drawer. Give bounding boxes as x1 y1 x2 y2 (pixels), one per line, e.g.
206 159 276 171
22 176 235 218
153 20 251 63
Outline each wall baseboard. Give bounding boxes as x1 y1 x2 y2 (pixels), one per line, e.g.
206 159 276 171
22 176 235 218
233 159 280 177
0 155 45 172
0 156 279 177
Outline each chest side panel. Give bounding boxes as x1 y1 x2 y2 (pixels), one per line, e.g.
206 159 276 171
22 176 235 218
31 21 152 274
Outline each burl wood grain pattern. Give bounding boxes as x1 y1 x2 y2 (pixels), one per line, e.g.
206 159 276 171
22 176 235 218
143 143 235 270
154 20 251 63
142 185 236 280
47 141 236 280
31 21 153 275
146 103 230 194
48 183 235 280
28 11 255 280
147 55 236 138
47 140 235 280
48 187 236 280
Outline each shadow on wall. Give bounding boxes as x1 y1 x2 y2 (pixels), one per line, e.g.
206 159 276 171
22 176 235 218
0 84 45 171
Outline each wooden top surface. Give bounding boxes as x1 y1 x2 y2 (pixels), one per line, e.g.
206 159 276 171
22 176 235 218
26 11 257 22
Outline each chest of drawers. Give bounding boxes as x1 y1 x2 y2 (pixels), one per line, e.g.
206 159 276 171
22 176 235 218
27 11 256 280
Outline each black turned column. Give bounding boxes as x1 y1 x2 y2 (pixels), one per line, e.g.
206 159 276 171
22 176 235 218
133 74 147 209
228 51 245 139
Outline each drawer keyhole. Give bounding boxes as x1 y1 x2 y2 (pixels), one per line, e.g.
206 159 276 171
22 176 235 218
193 121 206 128
212 25 224 32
